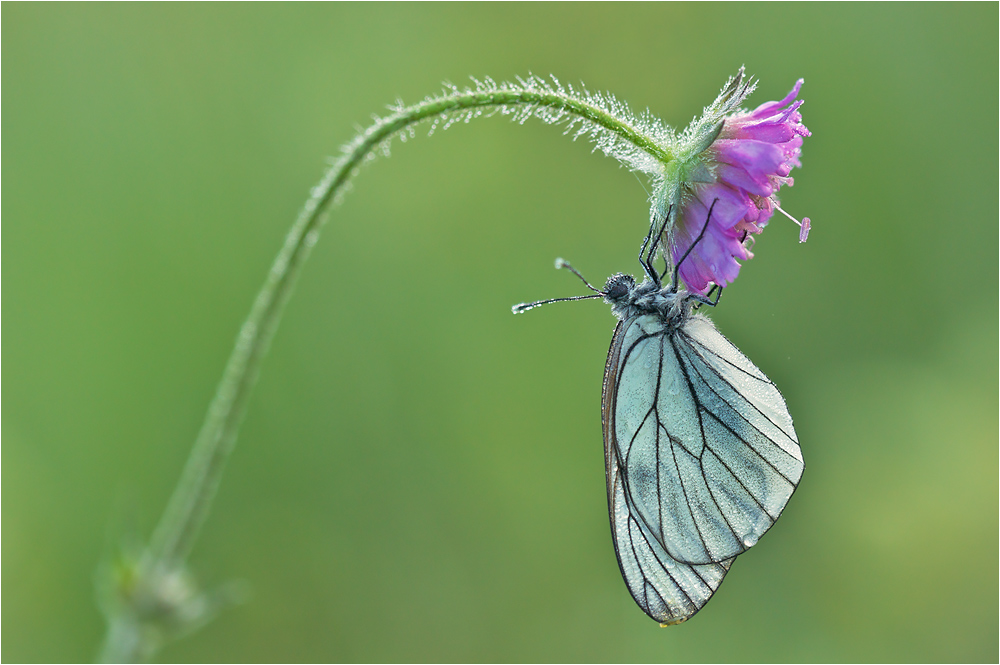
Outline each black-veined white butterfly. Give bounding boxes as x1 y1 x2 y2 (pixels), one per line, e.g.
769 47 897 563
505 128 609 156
513 203 804 625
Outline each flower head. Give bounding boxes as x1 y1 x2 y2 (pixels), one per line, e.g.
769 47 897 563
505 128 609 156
665 70 811 294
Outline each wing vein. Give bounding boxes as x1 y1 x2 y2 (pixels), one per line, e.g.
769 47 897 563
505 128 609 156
622 406 656 482
655 334 665 546
698 450 745 553
701 441 775 521
668 336 743 560
621 331 661 370
667 427 712 561
681 350 799 486
631 513 695 608
681 330 773 384
677 340 800 462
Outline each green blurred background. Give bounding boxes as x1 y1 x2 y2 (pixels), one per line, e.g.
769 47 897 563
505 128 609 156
4 3 997 662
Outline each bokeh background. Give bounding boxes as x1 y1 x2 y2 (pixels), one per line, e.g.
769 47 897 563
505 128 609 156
4 4 997 662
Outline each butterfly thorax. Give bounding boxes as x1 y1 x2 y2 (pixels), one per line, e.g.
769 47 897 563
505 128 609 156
602 273 693 329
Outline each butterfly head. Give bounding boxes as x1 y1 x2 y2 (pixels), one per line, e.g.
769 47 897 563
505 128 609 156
602 273 635 302
603 272 692 325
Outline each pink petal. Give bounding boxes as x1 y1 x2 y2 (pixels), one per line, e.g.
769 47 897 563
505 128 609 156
748 79 804 119
685 185 748 231
713 139 786 181
718 163 774 197
730 120 796 143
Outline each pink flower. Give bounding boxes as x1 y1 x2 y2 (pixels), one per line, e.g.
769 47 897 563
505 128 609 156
671 79 811 294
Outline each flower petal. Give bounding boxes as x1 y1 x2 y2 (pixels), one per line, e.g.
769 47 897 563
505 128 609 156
718 163 773 197
712 139 786 181
748 79 804 119
729 120 797 143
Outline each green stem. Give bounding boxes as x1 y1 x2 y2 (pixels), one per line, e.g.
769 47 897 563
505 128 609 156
99 83 673 663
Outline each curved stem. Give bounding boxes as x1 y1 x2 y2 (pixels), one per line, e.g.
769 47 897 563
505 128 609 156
99 83 674 663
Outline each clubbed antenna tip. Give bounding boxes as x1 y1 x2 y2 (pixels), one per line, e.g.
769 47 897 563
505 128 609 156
512 302 537 315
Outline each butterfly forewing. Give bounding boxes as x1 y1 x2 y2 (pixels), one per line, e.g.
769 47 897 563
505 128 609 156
604 313 804 571
673 316 804 550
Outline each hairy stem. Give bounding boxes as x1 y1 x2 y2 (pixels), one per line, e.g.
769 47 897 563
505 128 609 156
99 82 674 663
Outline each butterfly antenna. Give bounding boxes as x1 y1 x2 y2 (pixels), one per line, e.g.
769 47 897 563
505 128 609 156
511 258 604 314
554 258 602 294
511 293 603 314
671 198 719 292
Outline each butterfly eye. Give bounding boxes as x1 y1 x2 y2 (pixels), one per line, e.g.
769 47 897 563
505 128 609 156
603 273 635 300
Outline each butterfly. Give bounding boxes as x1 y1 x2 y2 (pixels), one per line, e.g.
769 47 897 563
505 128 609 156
513 202 804 625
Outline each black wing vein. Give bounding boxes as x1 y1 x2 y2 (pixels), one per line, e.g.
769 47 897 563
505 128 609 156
679 343 800 481
668 336 746 560
681 331 774 385
677 334 799 448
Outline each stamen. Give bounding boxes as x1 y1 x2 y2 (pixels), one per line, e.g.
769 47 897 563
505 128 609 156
772 203 811 243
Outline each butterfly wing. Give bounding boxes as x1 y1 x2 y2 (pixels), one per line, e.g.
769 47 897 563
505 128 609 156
606 313 804 566
603 318 734 625
673 314 804 554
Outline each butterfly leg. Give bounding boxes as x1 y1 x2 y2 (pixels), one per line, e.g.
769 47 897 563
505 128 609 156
638 215 660 284
640 205 673 285
692 284 723 309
